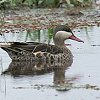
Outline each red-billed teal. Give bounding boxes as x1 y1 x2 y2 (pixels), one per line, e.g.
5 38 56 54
1 25 83 67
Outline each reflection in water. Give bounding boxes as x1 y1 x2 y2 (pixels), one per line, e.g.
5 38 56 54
2 61 73 91
0 28 53 43
25 29 41 42
84 27 91 43
54 68 65 85
3 61 69 76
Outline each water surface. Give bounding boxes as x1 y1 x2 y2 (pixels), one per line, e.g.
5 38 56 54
0 26 100 100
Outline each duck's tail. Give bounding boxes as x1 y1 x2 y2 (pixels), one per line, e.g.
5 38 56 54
1 46 35 61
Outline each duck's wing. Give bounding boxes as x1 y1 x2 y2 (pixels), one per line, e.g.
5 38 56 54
1 42 63 57
1 42 38 54
1 42 62 52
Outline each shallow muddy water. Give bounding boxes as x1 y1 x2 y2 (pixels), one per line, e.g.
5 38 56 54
0 26 100 100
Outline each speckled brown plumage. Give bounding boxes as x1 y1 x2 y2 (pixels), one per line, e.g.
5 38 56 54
1 42 73 66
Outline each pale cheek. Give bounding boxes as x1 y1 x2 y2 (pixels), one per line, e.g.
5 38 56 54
55 31 72 39
62 34 71 39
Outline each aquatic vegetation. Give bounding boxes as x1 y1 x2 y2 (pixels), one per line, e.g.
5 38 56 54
0 0 94 9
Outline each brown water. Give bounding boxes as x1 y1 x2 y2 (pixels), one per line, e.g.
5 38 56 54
0 26 100 100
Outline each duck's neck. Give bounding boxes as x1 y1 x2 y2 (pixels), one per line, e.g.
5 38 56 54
54 39 65 48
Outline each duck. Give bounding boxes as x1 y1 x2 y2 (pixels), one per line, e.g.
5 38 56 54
1 25 83 65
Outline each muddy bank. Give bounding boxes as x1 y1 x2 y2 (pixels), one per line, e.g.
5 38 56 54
0 7 100 36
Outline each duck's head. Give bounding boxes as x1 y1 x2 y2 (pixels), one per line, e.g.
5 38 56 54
53 25 84 47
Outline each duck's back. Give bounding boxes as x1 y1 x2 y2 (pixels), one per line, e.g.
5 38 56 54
1 42 73 66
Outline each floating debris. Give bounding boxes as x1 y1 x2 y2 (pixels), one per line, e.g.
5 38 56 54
91 45 100 46
13 83 100 91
